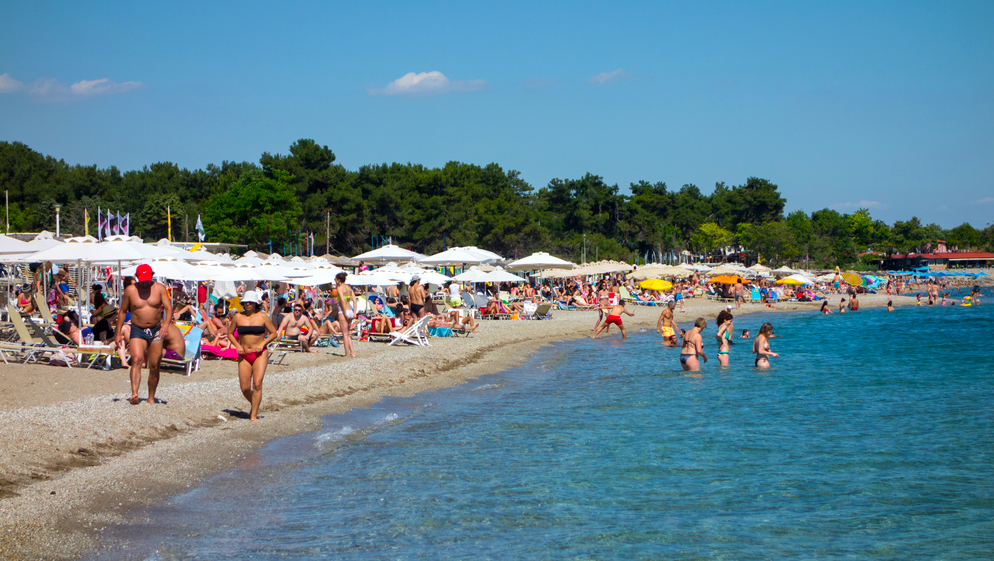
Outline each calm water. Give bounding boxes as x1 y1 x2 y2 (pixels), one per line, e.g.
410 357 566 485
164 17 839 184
95 290 994 560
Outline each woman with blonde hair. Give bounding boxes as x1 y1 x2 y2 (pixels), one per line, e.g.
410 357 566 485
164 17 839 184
753 322 779 369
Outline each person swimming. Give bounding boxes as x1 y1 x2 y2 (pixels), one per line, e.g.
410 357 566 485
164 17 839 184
820 301 831 314
887 300 894 312
739 329 750 339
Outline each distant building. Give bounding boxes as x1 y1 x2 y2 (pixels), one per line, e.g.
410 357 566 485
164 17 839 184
882 252 994 270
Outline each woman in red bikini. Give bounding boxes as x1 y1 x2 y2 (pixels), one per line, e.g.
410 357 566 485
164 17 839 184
228 291 279 421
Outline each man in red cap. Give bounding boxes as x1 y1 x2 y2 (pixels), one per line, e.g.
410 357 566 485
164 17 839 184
114 264 185 405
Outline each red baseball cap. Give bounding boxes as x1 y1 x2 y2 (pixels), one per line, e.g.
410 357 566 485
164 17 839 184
136 264 154 282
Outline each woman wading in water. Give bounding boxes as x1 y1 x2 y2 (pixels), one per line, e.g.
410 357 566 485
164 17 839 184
752 322 779 369
715 309 733 366
680 317 708 372
228 291 278 421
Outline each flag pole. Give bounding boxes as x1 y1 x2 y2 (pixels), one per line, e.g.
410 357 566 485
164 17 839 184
167 206 172 242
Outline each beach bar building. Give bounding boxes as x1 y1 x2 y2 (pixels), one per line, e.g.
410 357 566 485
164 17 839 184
883 252 994 270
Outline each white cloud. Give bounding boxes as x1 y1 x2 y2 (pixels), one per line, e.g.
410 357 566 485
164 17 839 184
976 197 994 204
0 73 143 99
367 71 487 96
589 68 632 85
70 78 143 96
833 200 889 210
0 73 25 93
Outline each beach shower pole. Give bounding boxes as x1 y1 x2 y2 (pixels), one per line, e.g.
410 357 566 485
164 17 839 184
54 204 61 238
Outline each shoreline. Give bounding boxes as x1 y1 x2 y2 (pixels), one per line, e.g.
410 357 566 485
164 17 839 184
0 294 914 560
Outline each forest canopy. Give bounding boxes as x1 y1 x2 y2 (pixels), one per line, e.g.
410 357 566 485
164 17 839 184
2 139 991 268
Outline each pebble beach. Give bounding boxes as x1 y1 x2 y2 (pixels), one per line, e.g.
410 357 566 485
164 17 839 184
0 294 911 560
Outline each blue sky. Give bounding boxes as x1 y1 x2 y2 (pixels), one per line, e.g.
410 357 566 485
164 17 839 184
1 1 992 229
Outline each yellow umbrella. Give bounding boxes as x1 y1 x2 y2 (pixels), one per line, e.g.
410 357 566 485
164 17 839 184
842 272 864 286
639 279 673 291
775 277 805 285
710 275 744 284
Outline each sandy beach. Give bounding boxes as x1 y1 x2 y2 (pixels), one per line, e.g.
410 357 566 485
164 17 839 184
0 294 912 560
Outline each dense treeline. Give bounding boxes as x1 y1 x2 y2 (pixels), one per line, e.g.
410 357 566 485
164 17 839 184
2 139 992 268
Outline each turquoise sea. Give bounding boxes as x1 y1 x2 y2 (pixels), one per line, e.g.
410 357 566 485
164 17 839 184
94 289 993 560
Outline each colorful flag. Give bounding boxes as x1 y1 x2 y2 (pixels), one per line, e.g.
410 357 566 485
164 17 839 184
116 211 123 236
122 213 130 236
97 207 103 241
310 233 315 256
105 209 112 239
195 215 205 242
84 209 90 237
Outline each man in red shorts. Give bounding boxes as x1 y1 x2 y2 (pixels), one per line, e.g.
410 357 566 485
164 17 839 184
592 301 635 339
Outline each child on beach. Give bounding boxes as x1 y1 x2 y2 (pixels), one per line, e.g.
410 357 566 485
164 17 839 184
592 301 634 339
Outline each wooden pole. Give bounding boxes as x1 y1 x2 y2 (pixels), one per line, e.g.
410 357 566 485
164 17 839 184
326 211 330 255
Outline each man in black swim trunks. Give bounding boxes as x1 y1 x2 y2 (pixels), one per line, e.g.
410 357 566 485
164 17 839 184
114 264 185 405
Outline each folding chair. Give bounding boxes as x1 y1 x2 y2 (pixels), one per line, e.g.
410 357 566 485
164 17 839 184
389 316 432 346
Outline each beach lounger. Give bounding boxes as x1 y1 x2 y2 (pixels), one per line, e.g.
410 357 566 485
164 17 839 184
522 303 552 320
161 326 203 376
6 304 75 366
389 315 432 346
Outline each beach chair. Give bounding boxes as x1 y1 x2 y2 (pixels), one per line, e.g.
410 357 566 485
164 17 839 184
34 292 57 325
389 315 432 346
522 303 552 320
161 326 203 376
5 304 75 366
52 327 117 369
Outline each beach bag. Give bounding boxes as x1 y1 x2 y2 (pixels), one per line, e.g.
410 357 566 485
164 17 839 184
49 347 78 367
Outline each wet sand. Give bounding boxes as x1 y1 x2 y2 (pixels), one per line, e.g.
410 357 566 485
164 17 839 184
0 294 912 560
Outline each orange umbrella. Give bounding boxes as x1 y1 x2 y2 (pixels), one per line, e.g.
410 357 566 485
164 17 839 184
711 275 744 284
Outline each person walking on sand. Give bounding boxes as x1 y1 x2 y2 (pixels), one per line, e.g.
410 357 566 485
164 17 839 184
114 264 185 405
228 291 278 421
753 322 779 369
333 271 357 358
680 318 708 372
715 309 734 366
592 301 634 339
656 300 680 347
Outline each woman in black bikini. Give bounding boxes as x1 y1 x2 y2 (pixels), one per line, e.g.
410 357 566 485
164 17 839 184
752 322 779 369
680 317 708 372
228 290 278 421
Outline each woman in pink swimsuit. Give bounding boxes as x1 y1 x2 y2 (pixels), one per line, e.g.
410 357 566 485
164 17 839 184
228 290 278 421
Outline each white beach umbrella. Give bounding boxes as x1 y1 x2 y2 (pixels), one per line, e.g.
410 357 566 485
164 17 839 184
680 263 711 272
352 244 427 264
0 234 30 254
283 266 346 286
418 246 503 267
121 258 219 281
747 263 771 272
506 252 575 272
22 236 148 263
453 266 524 283
345 271 401 286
